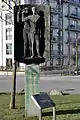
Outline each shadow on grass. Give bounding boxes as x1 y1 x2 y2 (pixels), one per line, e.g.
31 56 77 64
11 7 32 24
19 106 25 109
42 109 80 116
56 109 80 115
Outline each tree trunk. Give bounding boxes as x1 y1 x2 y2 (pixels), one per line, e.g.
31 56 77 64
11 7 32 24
10 60 16 109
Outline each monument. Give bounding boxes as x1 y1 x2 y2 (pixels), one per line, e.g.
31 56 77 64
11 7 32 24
14 4 50 116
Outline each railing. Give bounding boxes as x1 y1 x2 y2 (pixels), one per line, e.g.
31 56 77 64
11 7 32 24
66 37 80 45
65 13 80 19
69 0 80 4
51 8 58 15
66 25 79 31
51 35 63 44
52 21 58 27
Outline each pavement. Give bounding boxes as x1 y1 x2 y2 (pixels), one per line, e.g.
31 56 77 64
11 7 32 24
0 72 80 94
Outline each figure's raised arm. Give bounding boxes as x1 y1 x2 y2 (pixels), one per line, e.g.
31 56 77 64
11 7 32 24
22 10 25 22
22 8 32 22
23 15 31 22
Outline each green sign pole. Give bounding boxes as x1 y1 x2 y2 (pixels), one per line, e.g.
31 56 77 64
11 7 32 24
25 64 40 116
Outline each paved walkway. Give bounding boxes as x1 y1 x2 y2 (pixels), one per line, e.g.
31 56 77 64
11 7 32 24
0 75 80 93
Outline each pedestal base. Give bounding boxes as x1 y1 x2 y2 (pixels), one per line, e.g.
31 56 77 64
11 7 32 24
25 64 40 116
21 57 45 65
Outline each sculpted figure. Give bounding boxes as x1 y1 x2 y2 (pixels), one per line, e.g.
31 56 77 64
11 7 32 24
22 8 31 58
23 7 39 58
35 10 45 58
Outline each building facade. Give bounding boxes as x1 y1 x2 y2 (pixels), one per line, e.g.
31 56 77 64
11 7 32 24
0 0 25 70
0 0 80 70
50 0 80 68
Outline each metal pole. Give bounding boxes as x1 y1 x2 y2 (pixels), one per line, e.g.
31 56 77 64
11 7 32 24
53 106 56 120
61 3 64 67
76 8 78 68
58 3 61 65
39 108 42 120
68 1 71 74
72 47 75 65
76 38 78 68
10 60 16 109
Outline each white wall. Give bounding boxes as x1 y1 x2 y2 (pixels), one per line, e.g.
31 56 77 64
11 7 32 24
0 11 3 66
1 10 14 67
2 11 6 67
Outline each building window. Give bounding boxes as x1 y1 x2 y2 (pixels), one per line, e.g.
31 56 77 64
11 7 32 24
6 59 12 69
5 13 12 25
6 43 12 55
6 28 12 40
70 20 77 29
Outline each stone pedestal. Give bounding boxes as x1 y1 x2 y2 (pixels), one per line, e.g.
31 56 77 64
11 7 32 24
25 64 40 116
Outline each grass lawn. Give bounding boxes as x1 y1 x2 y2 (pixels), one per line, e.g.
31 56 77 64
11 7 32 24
0 93 80 120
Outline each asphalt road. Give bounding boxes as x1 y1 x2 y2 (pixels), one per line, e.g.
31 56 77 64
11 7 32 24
0 75 80 94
